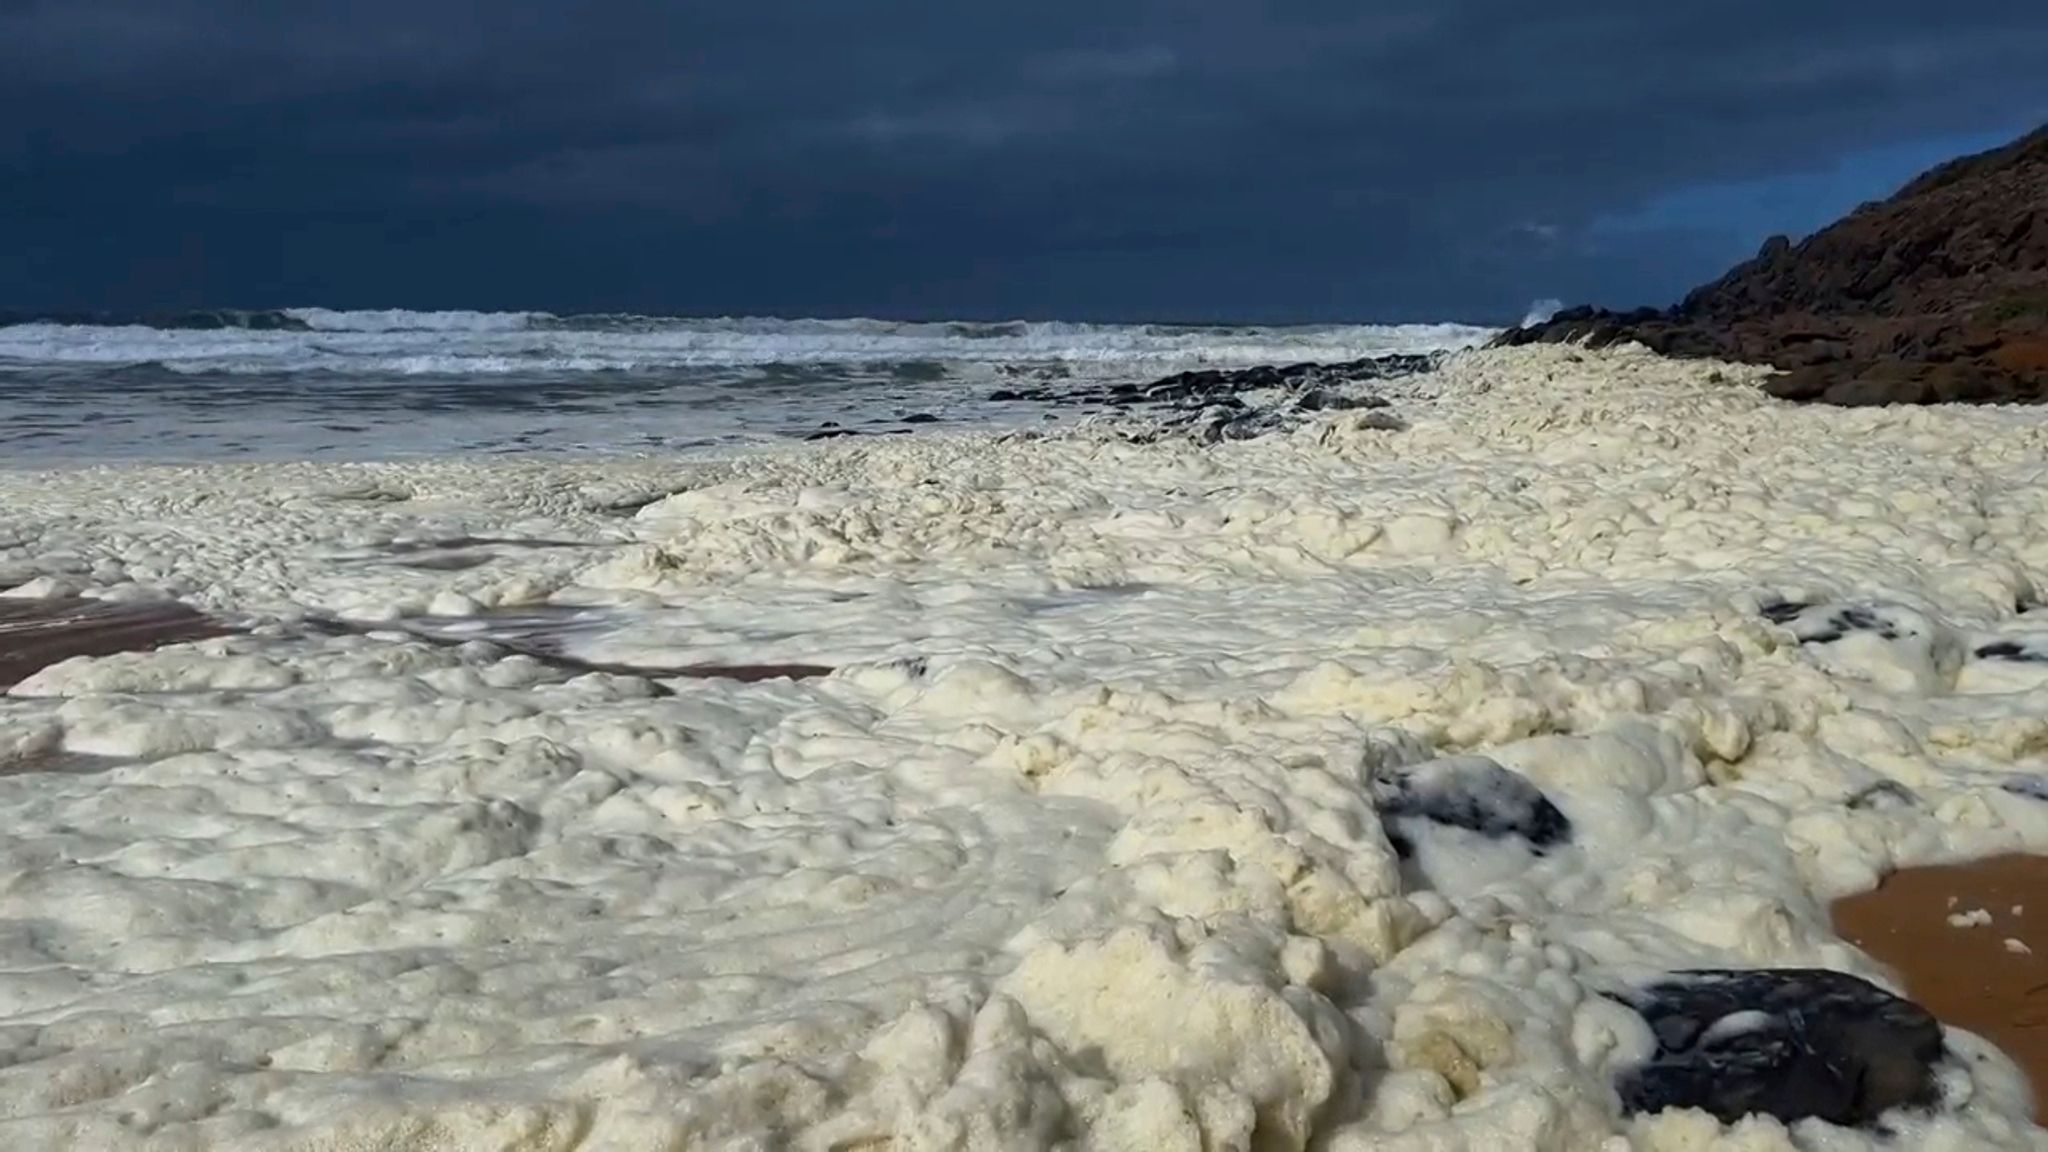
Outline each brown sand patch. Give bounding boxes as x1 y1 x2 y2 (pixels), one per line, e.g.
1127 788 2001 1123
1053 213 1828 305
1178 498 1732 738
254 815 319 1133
0 597 237 691
1832 854 2048 1119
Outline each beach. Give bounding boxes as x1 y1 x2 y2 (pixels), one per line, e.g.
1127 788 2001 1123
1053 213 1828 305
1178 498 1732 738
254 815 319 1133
1835 854 2048 1123
5 342 2048 1149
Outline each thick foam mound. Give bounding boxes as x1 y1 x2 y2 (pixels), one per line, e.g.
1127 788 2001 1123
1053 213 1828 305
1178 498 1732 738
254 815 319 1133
4 345 2048 1149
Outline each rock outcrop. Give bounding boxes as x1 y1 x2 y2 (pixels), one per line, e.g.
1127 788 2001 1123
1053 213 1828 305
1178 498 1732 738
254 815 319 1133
1611 969 1950 1127
985 352 1437 443
1496 124 2048 405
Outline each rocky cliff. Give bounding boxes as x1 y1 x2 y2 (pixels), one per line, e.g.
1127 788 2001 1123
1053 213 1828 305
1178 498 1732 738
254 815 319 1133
1495 124 2048 405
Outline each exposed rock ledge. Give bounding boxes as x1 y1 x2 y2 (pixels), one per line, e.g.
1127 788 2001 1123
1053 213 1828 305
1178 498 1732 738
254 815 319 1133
1496 124 2048 405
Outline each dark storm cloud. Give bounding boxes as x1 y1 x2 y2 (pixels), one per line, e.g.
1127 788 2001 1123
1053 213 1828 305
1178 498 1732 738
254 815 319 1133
5 1 2046 320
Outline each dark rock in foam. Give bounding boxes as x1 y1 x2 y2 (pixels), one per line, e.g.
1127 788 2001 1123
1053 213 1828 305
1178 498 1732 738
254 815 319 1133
1369 754 1571 858
1610 969 1947 1128
1763 599 2048 667
1975 639 2048 664
1759 599 1812 625
1845 780 1921 811
2001 775 2048 803
1799 605 1909 644
1757 599 1912 644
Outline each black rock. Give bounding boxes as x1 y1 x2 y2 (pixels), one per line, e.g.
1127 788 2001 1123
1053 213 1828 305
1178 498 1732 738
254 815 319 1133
1611 969 1947 1128
1760 601 1911 645
1370 755 1571 858
1759 599 1813 625
1209 418 1272 444
1845 780 1921 810
979 351 1442 445
804 424 860 442
2001 775 2048 803
1295 388 1390 413
1975 639 2048 663
902 412 940 425
1822 606 1905 641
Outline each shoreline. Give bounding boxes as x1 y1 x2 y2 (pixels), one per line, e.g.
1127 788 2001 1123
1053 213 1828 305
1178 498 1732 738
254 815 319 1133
5 343 2048 1148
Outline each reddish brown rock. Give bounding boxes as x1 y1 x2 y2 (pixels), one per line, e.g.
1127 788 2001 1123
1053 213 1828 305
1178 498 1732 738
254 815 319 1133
1497 124 2048 406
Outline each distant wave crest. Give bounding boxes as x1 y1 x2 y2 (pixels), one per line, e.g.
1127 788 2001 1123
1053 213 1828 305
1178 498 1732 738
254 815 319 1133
287 308 552 333
0 308 314 332
0 309 1499 376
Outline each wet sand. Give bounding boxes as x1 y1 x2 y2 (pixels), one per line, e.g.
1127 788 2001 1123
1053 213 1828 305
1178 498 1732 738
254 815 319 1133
0 597 236 690
0 595 829 694
1 596 826 778
1833 854 2048 1119
304 609 834 684
1 598 237 776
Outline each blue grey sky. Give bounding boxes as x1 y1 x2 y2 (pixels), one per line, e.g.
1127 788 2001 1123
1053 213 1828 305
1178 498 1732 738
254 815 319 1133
4 1 2045 323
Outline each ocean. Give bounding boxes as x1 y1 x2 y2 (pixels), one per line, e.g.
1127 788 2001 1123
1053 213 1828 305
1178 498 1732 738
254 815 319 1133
0 309 1493 462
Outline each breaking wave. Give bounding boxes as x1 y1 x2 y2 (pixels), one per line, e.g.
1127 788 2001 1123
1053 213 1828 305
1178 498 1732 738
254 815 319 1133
0 310 1497 376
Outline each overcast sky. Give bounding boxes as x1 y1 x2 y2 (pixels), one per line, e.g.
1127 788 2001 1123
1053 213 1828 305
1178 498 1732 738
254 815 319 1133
5 1 2045 323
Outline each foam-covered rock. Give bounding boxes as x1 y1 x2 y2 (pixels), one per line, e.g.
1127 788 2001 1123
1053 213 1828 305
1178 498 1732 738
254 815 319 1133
1611 969 1947 1128
1370 754 1572 858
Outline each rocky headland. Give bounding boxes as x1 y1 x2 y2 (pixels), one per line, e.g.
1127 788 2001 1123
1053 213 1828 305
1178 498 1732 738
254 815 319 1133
1496 124 2048 405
